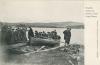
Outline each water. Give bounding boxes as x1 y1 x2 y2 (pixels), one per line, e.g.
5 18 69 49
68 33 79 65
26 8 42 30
31 27 84 46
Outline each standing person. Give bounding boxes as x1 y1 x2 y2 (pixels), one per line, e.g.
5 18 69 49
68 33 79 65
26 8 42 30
6 27 12 44
20 27 23 41
28 27 34 44
17 27 21 42
20 27 27 42
63 27 71 46
1 25 8 44
23 27 27 42
11 29 15 44
14 29 18 43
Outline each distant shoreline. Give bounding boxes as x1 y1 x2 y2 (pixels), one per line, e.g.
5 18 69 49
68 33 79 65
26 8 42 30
0 22 84 29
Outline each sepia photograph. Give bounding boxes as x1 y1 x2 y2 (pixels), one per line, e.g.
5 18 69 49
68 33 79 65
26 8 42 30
0 0 84 65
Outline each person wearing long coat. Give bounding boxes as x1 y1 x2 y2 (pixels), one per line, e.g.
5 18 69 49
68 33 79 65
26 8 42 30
6 28 12 44
11 29 15 44
63 27 71 46
28 27 34 44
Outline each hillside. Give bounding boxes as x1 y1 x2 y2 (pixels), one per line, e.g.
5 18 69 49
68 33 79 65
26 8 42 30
0 21 84 29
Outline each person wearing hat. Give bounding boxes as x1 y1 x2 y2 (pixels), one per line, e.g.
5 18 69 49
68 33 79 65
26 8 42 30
63 27 71 46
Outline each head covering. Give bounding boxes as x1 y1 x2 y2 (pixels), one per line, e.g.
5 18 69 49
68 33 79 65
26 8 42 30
66 26 71 31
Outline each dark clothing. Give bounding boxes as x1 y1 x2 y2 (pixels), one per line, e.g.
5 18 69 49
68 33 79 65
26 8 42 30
11 30 15 44
17 30 21 41
14 30 18 43
22 29 27 42
6 29 12 44
28 28 34 44
20 29 27 42
63 30 71 44
65 37 71 44
51 31 57 39
35 31 39 38
1 25 8 43
28 28 34 38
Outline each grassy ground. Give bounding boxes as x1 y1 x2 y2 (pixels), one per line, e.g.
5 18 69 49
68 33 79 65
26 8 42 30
4 44 84 65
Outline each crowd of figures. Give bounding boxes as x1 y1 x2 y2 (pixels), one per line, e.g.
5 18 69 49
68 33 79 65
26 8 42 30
1 25 27 44
28 27 61 40
1 25 61 45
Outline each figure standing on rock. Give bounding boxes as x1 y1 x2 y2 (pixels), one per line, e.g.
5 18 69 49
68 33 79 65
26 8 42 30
63 27 71 46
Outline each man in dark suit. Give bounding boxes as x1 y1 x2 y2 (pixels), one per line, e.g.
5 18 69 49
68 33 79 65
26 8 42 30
63 27 71 46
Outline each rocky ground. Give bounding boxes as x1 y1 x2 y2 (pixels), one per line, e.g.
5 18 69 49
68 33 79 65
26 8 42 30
4 44 84 65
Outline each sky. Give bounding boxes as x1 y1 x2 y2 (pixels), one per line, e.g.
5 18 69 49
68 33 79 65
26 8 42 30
0 0 84 23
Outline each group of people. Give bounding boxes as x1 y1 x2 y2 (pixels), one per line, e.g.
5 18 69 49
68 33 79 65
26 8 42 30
1 25 61 45
1 25 71 46
28 27 71 46
28 27 61 40
1 25 27 44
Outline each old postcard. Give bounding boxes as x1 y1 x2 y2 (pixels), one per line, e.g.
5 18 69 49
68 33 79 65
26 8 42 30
0 0 99 65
